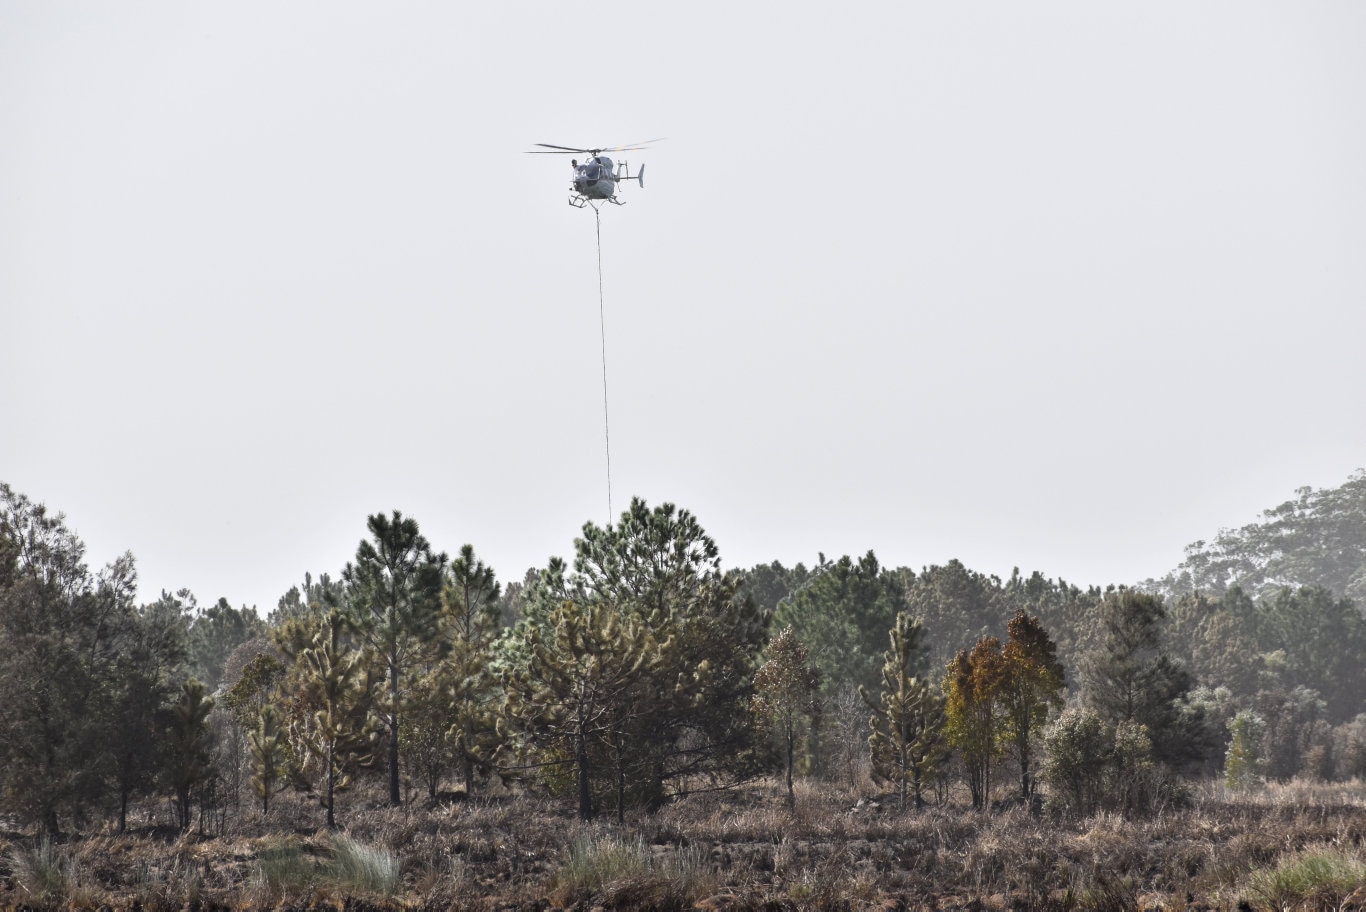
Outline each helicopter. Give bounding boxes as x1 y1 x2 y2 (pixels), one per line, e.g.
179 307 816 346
526 139 661 208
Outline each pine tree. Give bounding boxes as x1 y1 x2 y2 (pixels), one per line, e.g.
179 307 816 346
282 609 378 828
501 599 658 821
752 626 822 807
506 498 767 813
163 679 216 831
444 545 503 796
860 612 945 810
1082 590 1203 769
249 704 285 815
343 511 446 806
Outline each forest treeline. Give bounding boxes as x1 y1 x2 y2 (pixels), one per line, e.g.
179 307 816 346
1 474 1364 837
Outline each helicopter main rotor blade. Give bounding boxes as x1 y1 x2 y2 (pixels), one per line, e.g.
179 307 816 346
526 139 665 154
599 138 665 152
527 143 591 154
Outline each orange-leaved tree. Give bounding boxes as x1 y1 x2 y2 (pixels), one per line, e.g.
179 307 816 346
944 637 1006 809
999 610 1066 800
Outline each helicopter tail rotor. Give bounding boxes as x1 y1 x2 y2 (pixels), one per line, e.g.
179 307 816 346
638 163 645 189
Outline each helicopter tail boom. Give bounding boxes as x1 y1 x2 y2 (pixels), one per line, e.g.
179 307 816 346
613 161 645 187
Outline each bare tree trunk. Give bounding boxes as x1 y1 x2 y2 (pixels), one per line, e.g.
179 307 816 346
785 719 796 807
576 728 594 820
388 662 401 806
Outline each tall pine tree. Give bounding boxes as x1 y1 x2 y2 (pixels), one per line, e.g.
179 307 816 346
861 612 945 810
343 511 446 806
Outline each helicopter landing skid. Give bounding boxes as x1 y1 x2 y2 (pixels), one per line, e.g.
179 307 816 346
568 195 624 209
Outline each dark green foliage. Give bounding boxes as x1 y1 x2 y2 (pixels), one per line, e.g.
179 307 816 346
771 551 904 700
733 559 817 619
1249 586 1365 723
1081 590 1208 770
163 679 216 831
1166 591 1263 697
342 510 446 805
503 498 767 814
188 597 267 690
1255 685 1325 781
109 601 189 831
501 599 660 820
443 545 503 797
905 559 1005 673
403 544 506 802
0 484 143 833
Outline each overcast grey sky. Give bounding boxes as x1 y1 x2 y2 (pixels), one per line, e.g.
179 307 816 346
4 2 1364 612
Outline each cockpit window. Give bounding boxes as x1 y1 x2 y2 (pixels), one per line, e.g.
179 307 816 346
582 163 602 180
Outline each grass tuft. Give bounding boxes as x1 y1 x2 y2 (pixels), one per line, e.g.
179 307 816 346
324 833 402 896
256 837 317 895
1245 843 1366 911
555 833 652 901
553 832 723 909
9 838 75 903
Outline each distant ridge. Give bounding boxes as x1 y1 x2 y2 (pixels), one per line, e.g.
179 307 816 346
1144 469 1366 603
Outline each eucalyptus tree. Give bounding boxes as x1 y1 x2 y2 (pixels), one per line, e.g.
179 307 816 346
342 511 446 805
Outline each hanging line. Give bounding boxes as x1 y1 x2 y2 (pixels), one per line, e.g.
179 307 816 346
595 206 613 520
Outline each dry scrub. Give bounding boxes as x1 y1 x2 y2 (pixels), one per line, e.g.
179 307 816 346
0 779 1363 910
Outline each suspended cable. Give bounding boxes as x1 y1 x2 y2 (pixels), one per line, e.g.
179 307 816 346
595 206 613 520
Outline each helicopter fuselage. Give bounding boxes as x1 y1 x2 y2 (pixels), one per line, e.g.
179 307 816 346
571 155 619 201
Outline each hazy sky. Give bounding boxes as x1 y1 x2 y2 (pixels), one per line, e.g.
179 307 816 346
4 2 1364 613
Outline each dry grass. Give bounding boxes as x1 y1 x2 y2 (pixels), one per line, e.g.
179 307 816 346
0 777 1362 909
